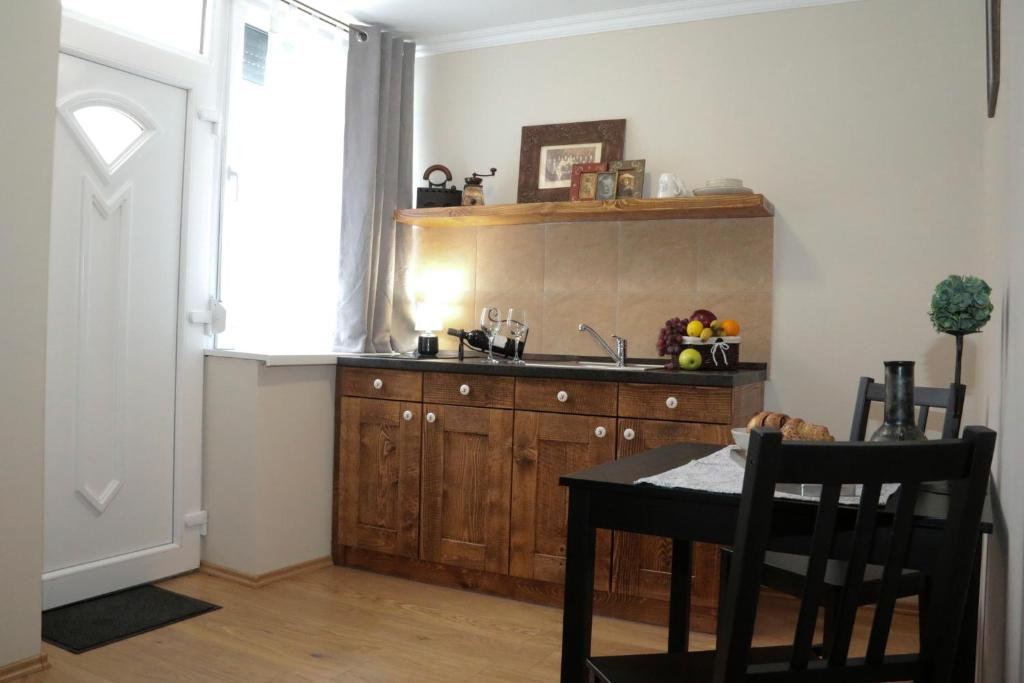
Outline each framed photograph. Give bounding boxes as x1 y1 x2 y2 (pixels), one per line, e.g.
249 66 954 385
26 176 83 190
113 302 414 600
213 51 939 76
595 171 617 200
569 162 608 201
987 0 1001 118
517 119 626 203
609 159 646 199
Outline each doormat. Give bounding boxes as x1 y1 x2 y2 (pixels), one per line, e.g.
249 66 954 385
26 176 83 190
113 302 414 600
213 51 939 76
42 584 220 653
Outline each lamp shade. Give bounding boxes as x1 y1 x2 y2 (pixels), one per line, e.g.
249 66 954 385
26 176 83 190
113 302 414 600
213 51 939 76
415 301 443 333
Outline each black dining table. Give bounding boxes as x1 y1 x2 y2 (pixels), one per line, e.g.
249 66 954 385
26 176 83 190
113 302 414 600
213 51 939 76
558 442 993 683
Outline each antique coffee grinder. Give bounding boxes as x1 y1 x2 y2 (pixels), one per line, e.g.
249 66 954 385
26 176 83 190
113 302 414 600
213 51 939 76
462 168 497 206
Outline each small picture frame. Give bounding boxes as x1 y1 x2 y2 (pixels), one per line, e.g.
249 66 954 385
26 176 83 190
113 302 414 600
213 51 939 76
609 159 646 199
570 162 608 201
595 171 618 200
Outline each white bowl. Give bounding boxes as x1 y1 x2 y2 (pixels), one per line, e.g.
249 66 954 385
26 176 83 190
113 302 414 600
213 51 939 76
732 427 750 452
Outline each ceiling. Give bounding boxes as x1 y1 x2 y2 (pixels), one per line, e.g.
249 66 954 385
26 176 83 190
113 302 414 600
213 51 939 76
307 0 861 55
310 0 679 38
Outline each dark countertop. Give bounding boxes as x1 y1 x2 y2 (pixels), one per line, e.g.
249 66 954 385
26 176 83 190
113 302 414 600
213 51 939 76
335 352 767 387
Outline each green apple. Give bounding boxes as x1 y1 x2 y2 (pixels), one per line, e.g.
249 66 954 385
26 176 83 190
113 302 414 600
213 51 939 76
678 348 702 371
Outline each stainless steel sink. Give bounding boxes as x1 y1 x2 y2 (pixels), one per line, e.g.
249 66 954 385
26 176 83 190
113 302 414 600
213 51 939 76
522 360 661 371
577 361 663 371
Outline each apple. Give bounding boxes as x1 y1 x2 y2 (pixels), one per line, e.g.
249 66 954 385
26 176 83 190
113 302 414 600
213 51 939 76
678 348 702 370
685 320 704 337
690 309 717 327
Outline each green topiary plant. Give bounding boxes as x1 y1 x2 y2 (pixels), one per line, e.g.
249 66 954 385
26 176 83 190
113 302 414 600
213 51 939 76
929 275 993 334
928 275 993 385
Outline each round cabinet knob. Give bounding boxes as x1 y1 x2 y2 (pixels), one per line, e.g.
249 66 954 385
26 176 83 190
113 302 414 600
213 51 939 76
556 390 569 403
459 384 471 396
594 426 607 439
372 378 384 390
402 410 413 421
623 428 636 441
665 396 678 409
425 412 436 423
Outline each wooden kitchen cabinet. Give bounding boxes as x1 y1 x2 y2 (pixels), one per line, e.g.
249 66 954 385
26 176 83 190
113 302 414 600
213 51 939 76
611 418 731 605
420 404 514 573
335 359 766 630
337 397 422 558
510 411 617 587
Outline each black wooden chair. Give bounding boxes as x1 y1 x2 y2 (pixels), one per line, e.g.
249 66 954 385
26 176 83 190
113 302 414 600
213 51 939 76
719 377 967 653
849 376 966 443
587 427 996 683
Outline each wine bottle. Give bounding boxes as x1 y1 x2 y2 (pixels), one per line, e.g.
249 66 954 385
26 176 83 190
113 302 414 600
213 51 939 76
447 328 525 358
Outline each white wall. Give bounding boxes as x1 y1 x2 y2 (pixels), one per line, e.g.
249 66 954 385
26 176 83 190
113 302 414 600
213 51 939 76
0 0 60 669
414 0 990 436
202 357 335 576
980 0 1024 677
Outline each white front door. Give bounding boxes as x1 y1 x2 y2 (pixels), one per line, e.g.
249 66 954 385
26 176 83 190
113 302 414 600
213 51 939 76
43 53 200 608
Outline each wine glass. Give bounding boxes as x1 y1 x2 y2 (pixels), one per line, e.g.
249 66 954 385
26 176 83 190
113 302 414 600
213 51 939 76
507 309 528 365
479 306 502 364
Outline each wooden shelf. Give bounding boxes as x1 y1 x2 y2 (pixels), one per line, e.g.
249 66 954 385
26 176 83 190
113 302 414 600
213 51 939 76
394 195 774 228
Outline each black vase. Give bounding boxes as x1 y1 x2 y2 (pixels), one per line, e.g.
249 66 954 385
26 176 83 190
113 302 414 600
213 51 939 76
870 361 927 442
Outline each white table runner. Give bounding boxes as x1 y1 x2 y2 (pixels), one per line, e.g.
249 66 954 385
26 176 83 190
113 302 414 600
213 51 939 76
635 446 900 506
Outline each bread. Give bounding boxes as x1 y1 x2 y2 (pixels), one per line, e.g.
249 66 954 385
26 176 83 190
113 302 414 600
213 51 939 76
747 411 790 430
781 418 835 442
749 411 835 441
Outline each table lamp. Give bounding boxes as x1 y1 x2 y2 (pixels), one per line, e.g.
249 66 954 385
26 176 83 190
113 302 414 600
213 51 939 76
415 302 442 357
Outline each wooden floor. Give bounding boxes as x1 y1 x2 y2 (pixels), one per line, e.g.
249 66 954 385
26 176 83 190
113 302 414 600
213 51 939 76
26 566 919 682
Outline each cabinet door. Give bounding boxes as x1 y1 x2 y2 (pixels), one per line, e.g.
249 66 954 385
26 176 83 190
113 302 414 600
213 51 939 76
510 411 616 586
338 397 421 557
421 404 514 573
611 419 730 605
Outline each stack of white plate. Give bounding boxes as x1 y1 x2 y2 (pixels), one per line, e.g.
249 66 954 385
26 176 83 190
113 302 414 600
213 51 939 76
692 177 754 196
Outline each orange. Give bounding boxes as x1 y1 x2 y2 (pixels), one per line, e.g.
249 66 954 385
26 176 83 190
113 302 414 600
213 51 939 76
721 319 740 336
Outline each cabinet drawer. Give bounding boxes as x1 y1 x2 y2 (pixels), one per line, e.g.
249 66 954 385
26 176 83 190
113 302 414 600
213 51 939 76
515 377 617 416
423 372 514 409
617 384 732 424
339 367 422 401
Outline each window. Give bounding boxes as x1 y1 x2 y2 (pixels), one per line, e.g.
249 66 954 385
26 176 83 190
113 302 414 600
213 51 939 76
72 106 146 165
62 0 208 54
216 1 348 351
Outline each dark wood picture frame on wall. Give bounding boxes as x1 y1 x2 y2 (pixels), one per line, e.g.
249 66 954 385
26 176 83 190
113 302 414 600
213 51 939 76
987 0 1000 118
516 119 626 203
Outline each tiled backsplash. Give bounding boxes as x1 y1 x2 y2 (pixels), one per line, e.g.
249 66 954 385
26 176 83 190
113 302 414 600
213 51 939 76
411 217 773 362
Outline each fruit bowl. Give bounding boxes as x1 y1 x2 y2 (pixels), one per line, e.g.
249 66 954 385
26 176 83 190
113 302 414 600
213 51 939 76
731 427 750 453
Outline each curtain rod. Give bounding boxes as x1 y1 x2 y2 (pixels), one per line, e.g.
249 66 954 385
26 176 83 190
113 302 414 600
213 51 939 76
279 0 369 41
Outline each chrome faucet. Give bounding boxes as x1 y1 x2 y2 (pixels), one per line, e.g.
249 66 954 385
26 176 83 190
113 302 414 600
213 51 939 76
578 324 627 367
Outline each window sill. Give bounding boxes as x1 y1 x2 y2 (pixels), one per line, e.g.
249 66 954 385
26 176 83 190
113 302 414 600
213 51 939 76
205 349 348 367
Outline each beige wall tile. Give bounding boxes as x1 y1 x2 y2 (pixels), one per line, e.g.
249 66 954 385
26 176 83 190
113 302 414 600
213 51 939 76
412 217 773 361
542 290 616 356
414 226 479 299
474 290 544 353
545 221 619 291
477 225 546 292
433 290 478 351
696 218 774 294
616 292 703 360
618 220 701 294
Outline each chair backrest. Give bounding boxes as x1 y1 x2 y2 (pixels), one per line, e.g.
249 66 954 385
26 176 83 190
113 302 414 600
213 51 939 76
714 426 996 683
849 376 966 441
